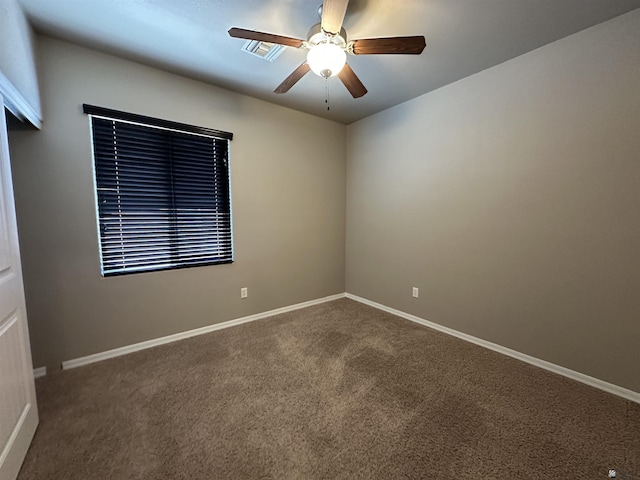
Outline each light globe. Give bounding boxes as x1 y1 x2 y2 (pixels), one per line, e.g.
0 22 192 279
307 42 346 78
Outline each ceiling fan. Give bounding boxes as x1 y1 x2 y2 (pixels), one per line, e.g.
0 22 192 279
228 0 426 98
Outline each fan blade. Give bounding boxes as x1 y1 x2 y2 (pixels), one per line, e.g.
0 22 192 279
228 28 304 48
350 36 426 55
321 0 349 35
338 63 367 98
274 62 311 94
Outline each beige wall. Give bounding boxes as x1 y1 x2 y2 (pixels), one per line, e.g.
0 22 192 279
0 0 41 121
8 10 640 394
346 10 640 392
9 36 346 369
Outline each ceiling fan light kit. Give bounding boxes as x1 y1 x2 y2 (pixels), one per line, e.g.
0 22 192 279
307 42 346 78
306 24 348 78
228 0 426 98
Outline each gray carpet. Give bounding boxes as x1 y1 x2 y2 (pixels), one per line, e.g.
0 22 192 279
18 298 640 479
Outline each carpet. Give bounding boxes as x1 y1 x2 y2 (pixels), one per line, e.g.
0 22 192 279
18 298 640 479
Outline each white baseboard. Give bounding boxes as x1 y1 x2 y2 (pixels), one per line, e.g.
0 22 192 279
62 293 346 370
59 291 640 405
346 293 640 405
33 367 46 379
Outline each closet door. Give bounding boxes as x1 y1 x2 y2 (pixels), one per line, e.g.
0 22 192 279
0 95 38 480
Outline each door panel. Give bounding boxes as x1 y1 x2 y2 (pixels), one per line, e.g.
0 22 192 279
0 314 28 448
0 96 38 480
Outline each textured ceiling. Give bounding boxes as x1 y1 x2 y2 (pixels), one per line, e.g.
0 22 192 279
18 0 640 124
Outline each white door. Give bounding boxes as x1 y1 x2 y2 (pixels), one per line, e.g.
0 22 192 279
0 95 38 480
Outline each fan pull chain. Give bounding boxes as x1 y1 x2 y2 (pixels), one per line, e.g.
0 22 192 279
325 78 330 111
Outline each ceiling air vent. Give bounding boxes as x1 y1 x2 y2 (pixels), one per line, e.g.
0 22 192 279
241 40 285 62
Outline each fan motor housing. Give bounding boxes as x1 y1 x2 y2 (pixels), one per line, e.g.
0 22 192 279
307 23 347 48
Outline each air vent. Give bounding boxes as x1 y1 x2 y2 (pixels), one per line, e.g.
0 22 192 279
241 40 285 62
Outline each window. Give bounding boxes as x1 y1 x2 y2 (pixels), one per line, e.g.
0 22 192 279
84 104 233 276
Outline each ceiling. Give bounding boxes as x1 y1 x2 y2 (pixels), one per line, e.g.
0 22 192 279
18 0 640 124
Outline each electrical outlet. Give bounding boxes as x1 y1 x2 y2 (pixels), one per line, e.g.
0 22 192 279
241 287 248 299
412 287 419 298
